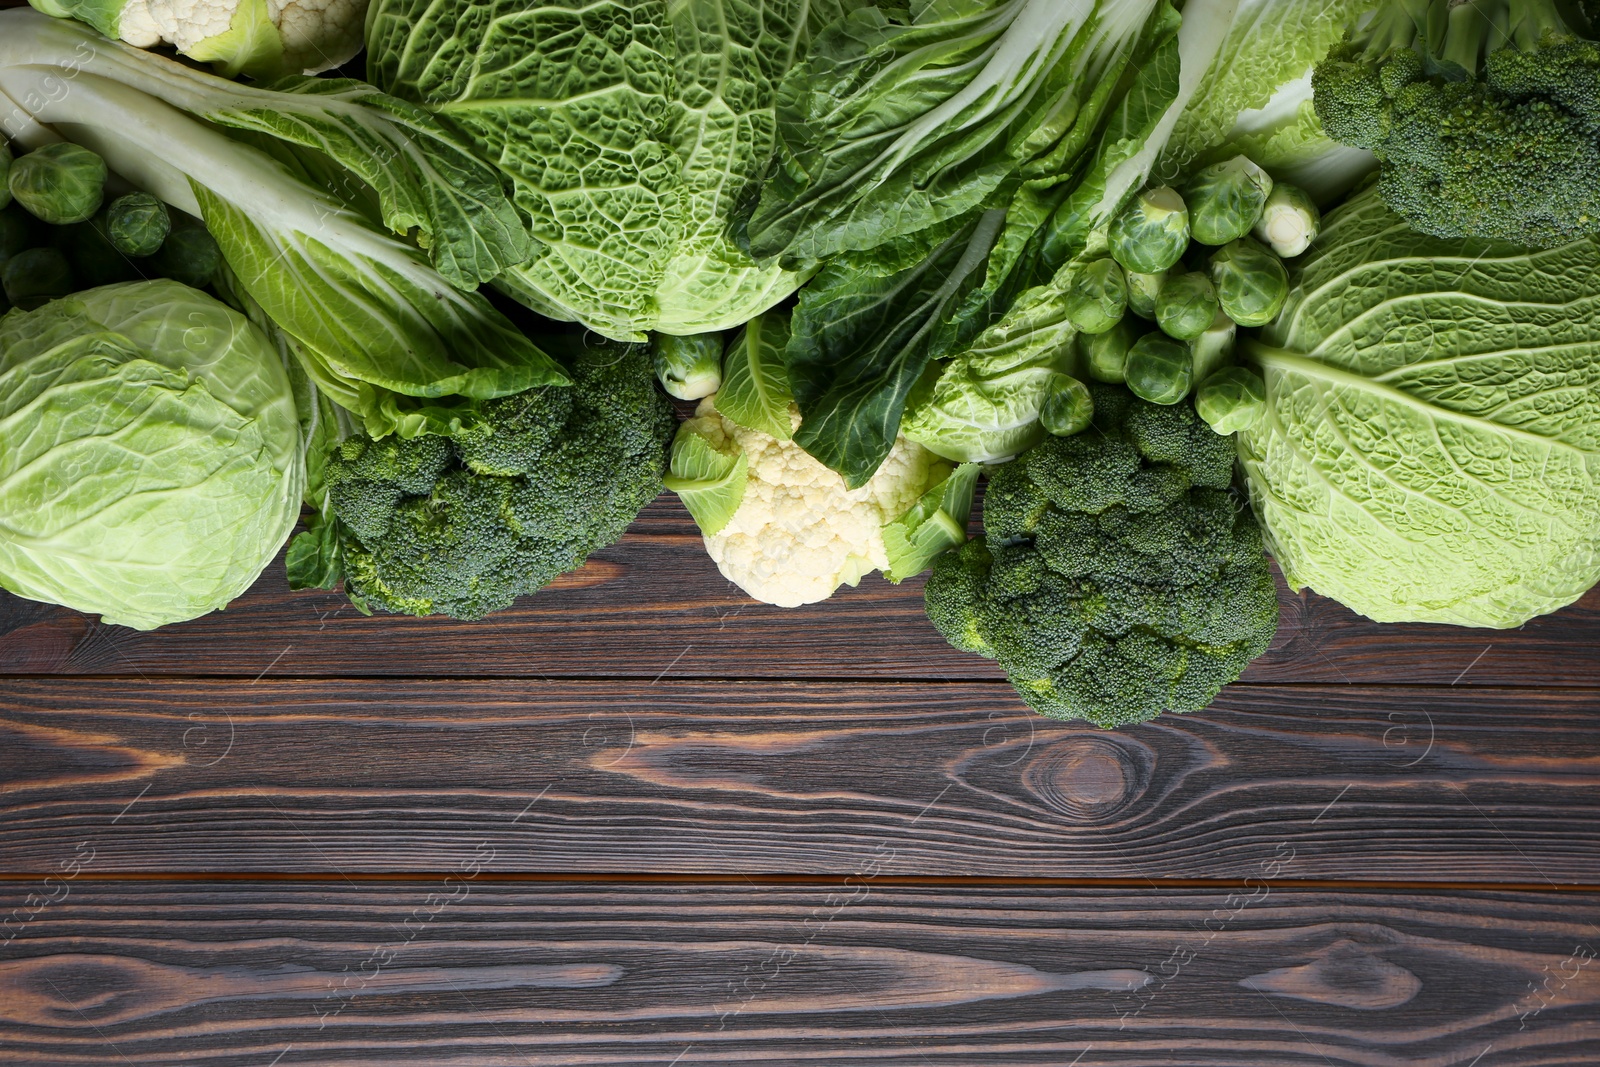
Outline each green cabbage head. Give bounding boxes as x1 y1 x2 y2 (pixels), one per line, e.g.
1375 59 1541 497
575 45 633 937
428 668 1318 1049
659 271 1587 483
1239 186 1600 628
0 280 303 629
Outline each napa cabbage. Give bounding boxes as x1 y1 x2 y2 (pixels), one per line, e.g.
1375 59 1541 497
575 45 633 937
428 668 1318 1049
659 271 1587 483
0 8 566 438
1238 185 1600 628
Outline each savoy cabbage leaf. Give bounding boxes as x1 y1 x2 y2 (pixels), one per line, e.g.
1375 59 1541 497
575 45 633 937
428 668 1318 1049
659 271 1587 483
1240 186 1600 628
367 0 842 340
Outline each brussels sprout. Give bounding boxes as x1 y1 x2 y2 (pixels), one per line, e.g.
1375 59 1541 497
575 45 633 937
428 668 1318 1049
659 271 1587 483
1125 269 1165 319
1040 374 1094 437
0 141 11 210
1108 186 1190 275
150 222 223 288
652 332 723 400
1195 366 1266 435
2 247 74 310
1063 257 1127 335
107 193 171 258
1210 238 1290 327
1124 333 1193 405
1083 318 1139 383
1189 309 1237 384
1154 272 1218 341
0 202 36 264
56 215 144 289
1184 156 1274 245
1252 183 1321 258
8 143 107 225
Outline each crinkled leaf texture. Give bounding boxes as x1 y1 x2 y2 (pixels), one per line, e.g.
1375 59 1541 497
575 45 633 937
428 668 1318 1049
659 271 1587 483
1239 187 1600 628
366 0 834 340
0 281 303 630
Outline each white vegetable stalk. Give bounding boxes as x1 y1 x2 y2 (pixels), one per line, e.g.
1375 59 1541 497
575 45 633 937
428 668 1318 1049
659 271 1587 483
1093 0 1242 224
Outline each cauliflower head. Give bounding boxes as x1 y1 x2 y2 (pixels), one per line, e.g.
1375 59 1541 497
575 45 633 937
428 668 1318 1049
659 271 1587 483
33 0 367 76
678 397 952 607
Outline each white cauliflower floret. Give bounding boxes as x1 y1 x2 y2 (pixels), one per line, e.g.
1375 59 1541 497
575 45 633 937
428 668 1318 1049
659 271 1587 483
51 0 366 76
691 397 951 607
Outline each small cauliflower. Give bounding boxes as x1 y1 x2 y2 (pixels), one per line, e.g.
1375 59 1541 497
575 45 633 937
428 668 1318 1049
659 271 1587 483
32 0 366 77
671 398 952 607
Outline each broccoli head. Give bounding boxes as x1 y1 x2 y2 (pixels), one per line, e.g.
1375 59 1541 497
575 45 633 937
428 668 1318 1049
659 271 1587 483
1313 0 1600 247
324 341 675 619
924 385 1278 728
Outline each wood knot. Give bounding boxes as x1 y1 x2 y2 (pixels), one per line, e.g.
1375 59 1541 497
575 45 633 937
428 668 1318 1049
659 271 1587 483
1023 735 1148 822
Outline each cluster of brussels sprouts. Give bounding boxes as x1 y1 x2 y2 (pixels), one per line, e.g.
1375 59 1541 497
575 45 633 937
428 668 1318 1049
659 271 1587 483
1052 154 1320 438
1 139 223 314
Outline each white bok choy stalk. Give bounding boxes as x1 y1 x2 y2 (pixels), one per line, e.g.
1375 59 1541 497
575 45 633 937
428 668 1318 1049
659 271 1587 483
0 7 529 288
0 14 567 439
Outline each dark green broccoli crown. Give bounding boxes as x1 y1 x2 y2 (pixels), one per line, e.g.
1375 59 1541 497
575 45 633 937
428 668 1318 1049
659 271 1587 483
325 342 675 620
1313 0 1600 247
925 384 1278 729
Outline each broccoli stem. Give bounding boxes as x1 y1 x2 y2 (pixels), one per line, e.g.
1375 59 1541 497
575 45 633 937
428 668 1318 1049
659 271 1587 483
1441 1 1496 74
1355 1 1425 60
1506 0 1572 49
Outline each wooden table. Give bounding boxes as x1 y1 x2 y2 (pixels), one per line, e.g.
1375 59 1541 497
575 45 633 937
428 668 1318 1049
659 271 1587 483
2 492 1598 1065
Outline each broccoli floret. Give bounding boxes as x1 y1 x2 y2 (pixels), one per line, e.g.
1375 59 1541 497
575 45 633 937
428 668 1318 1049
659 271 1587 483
324 341 675 619
1313 0 1600 247
924 385 1278 729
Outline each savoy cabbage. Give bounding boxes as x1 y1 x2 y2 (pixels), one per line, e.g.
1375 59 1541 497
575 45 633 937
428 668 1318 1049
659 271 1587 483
366 0 852 341
1239 185 1600 628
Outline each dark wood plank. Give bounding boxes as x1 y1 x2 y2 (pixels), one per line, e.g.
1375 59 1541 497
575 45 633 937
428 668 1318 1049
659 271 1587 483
4 497 1598 685
3 678 1596 881
0 879 1595 1065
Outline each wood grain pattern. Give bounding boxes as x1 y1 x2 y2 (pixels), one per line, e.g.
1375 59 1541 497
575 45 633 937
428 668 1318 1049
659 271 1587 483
3 678 1596 882
3 499 1598 685
1 880 1596 1066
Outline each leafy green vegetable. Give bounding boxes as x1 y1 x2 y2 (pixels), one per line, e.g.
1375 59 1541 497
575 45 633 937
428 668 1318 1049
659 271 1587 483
1209 237 1288 327
319 340 675 619
1084 317 1138 383
1123 331 1190 404
106 192 170 257
788 209 1008 487
717 309 796 442
1039 375 1094 436
0 22 569 438
665 420 749 537
1188 307 1235 383
882 462 981 583
1183 155 1272 245
901 278 1081 463
4 10 530 289
1124 268 1164 318
1251 182 1319 257
1154 0 1377 205
1154 270 1217 341
0 141 11 210
653 332 723 402
925 382 1278 727
1063 257 1128 335
1313 0 1600 246
748 0 1167 264
1194 365 1264 435
1108 185 1189 274
148 219 222 289
2 247 73 310
366 0 833 339
1238 184 1600 627
0 280 303 630
8 143 106 224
